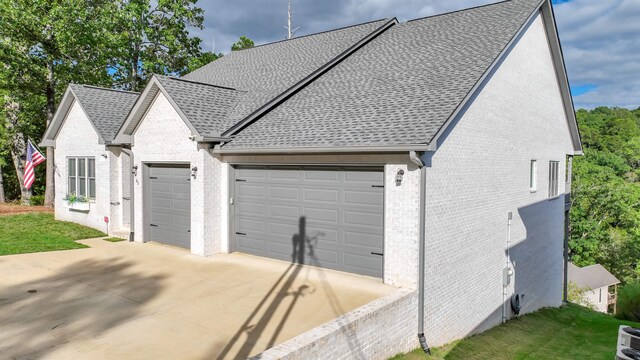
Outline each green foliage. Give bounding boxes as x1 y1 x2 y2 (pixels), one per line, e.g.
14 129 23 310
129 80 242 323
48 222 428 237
29 195 44 206
111 0 208 91
187 51 223 73
617 282 640 322
0 213 105 256
570 107 640 284
567 281 596 310
63 193 89 204
231 36 255 51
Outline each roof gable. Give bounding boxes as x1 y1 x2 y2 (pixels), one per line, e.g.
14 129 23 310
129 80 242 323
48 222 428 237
114 75 241 144
40 85 139 147
220 0 550 151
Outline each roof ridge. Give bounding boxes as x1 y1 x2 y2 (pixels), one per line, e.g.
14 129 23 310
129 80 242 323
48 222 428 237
221 18 398 137
74 84 140 95
241 18 389 50
406 0 512 23
160 75 240 92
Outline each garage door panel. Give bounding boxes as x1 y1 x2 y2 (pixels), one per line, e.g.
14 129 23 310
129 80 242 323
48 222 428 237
269 221 298 237
237 201 266 215
304 207 339 224
148 165 191 249
269 186 300 201
344 210 383 228
344 190 383 206
235 166 383 278
304 170 339 182
304 188 338 203
344 231 383 247
344 171 383 184
236 168 267 180
237 217 267 232
268 204 299 219
238 184 266 198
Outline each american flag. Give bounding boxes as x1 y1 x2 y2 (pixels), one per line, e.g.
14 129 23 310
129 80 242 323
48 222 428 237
23 140 46 190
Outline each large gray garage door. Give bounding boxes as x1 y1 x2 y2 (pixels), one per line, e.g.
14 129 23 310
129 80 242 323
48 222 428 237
234 166 384 278
148 165 191 249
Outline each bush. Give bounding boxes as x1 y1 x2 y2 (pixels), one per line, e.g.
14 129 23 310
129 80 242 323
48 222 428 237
616 282 640 322
29 195 44 206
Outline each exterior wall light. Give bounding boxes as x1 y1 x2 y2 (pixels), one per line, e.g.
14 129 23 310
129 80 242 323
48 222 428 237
132 165 138 176
396 169 405 186
191 166 198 179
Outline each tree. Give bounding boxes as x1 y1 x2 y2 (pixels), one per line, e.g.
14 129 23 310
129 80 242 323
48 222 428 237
111 0 206 91
187 51 222 73
0 0 116 206
570 107 640 284
231 36 255 51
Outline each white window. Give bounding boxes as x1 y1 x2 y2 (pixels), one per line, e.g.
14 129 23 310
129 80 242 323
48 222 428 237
68 157 96 198
530 160 537 192
549 161 559 197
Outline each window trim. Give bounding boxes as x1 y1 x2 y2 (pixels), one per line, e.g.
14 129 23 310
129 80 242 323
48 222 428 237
530 159 537 192
67 156 96 199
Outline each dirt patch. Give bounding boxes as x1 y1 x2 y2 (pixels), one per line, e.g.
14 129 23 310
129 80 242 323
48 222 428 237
0 204 53 216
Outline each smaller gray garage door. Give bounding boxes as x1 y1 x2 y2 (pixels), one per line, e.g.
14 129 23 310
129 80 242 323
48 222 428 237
234 166 384 278
148 165 191 249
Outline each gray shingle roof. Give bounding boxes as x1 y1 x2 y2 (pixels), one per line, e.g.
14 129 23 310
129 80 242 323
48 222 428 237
69 84 139 142
183 19 389 133
154 76 243 137
222 0 543 150
568 263 620 290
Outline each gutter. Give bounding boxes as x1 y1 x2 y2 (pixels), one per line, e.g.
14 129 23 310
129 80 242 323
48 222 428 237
212 144 430 155
121 147 135 242
409 150 430 355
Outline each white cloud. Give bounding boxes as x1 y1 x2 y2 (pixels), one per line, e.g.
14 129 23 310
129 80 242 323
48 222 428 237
554 0 639 109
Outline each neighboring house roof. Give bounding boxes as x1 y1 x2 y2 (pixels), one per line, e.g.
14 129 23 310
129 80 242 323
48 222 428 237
41 85 139 146
568 263 620 290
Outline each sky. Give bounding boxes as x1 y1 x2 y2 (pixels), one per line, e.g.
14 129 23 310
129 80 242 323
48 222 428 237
190 0 639 110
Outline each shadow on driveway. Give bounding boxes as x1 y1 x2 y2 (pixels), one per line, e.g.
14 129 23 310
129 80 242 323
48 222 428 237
0 258 165 359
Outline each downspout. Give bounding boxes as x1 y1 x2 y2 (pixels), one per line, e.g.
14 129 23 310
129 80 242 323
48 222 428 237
121 147 135 242
409 150 430 355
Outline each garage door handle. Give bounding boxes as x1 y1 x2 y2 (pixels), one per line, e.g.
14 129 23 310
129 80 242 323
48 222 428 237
371 185 384 188
235 232 246 236
150 224 158 227
371 252 383 256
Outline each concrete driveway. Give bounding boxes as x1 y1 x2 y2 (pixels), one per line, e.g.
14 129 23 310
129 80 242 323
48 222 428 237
0 238 395 359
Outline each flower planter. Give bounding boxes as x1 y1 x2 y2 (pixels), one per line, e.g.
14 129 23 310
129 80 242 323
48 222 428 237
65 202 90 211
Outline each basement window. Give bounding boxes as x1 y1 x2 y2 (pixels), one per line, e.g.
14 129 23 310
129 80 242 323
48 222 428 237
549 161 559 198
68 157 96 199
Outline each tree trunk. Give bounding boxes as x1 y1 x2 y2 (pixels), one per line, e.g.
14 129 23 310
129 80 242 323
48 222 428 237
44 60 55 207
131 42 139 91
0 164 5 203
4 98 32 204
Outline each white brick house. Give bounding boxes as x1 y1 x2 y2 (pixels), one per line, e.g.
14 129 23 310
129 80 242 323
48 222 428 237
41 0 582 357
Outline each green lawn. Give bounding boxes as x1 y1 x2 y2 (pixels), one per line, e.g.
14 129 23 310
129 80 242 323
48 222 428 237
0 213 105 256
103 237 126 242
392 304 639 360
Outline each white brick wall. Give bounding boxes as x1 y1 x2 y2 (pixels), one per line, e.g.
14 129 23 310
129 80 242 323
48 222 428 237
421 12 574 347
253 289 418 360
131 92 226 255
53 101 120 233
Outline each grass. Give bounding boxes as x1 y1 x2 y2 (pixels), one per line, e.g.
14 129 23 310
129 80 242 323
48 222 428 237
0 213 105 256
392 303 640 360
103 237 126 242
